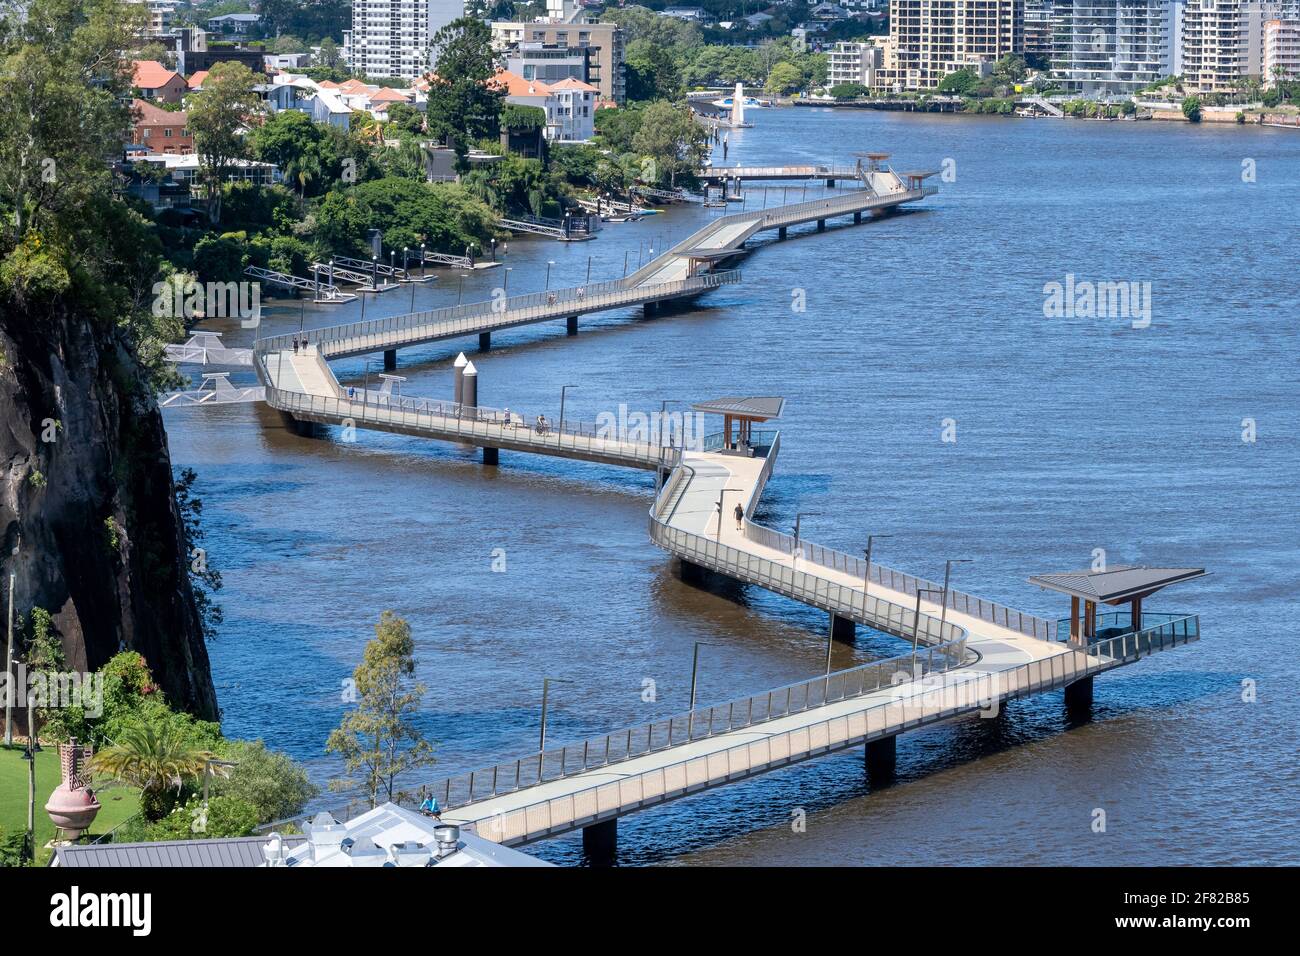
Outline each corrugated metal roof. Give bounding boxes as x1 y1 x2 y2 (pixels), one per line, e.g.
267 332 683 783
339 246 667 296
691 396 785 419
52 835 305 868
1028 566 1206 603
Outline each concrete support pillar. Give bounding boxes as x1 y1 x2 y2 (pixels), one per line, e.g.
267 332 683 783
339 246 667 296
566 315 578 336
830 613 855 643
1065 675 1094 717
383 349 396 371
582 818 617 865
644 300 656 317
853 211 862 224
482 447 499 466
478 331 491 352
826 178 835 188
865 735 896 785
817 219 826 232
778 226 787 239
678 559 705 584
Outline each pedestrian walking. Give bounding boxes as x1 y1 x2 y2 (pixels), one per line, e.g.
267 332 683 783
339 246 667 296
734 503 744 530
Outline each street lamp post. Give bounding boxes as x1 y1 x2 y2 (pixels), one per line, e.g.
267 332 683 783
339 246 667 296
717 488 743 541
559 383 579 435
912 588 946 674
863 533 894 598
688 641 717 738
545 260 555 290
503 266 512 295
420 243 426 278
457 272 467 305
538 676 572 775
793 511 821 559
940 559 972 632
586 255 593 284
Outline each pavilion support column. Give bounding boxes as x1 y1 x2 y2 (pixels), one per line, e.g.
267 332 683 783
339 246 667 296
830 613 855 643
383 349 396 371
1131 596 1142 632
865 735 896 786
1070 595 1081 645
582 818 617 866
478 331 491 352
566 315 578 336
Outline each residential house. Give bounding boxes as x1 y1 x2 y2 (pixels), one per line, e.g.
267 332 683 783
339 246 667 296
206 13 261 35
132 59 188 103
549 76 598 141
130 98 192 154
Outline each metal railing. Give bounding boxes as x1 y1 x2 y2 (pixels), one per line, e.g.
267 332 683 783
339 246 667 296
426 632 970 812
259 374 681 472
622 186 933 286
468 611 1198 845
254 270 741 361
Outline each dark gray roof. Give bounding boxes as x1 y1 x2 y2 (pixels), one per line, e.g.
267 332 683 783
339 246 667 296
1028 566 1206 604
51 834 305 868
691 396 784 420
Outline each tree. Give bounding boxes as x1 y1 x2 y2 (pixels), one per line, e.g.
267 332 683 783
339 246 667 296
1182 95 1202 122
318 36 340 68
764 61 803 96
829 83 868 100
187 60 262 222
937 69 980 96
624 37 681 101
89 716 224 820
210 740 318 824
0 0 139 248
630 100 707 187
326 612 435 808
426 17 503 167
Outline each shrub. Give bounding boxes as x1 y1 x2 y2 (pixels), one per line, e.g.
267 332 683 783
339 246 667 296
210 740 318 824
145 795 260 841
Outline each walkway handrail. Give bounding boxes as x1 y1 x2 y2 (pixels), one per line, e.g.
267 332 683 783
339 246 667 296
459 611 1199 843
253 269 742 360
427 632 970 812
257 372 680 471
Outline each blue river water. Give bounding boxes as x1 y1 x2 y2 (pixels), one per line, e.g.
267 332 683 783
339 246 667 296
163 106 1300 866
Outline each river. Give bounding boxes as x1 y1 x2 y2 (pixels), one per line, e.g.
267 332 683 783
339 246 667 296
163 106 1300 866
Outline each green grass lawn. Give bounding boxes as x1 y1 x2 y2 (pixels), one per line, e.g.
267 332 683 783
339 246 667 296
0 743 140 866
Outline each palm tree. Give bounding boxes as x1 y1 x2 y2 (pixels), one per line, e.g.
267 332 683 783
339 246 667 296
89 719 224 821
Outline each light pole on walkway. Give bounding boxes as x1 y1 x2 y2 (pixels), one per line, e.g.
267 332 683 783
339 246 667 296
940 559 972 632
559 383 579 435
687 641 718 738
538 676 572 766
863 534 893 598
793 511 821 559
912 587 947 674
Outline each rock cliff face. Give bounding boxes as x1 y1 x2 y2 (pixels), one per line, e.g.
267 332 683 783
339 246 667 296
0 304 218 722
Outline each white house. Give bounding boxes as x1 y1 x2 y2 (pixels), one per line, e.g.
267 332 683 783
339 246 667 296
548 76 598 142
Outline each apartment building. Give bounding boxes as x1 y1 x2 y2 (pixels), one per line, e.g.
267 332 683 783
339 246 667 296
1024 0 1055 61
344 0 466 80
888 0 1025 90
1052 0 1182 97
1263 16 1300 84
490 19 625 103
1181 0 1280 93
827 41 887 85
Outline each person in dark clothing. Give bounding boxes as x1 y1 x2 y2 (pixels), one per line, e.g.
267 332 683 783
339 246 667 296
734 503 744 530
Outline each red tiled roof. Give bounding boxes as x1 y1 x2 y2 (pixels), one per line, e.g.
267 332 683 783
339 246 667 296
370 88 411 102
550 77 598 93
187 70 209 89
132 98 187 123
492 70 552 97
133 59 182 90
